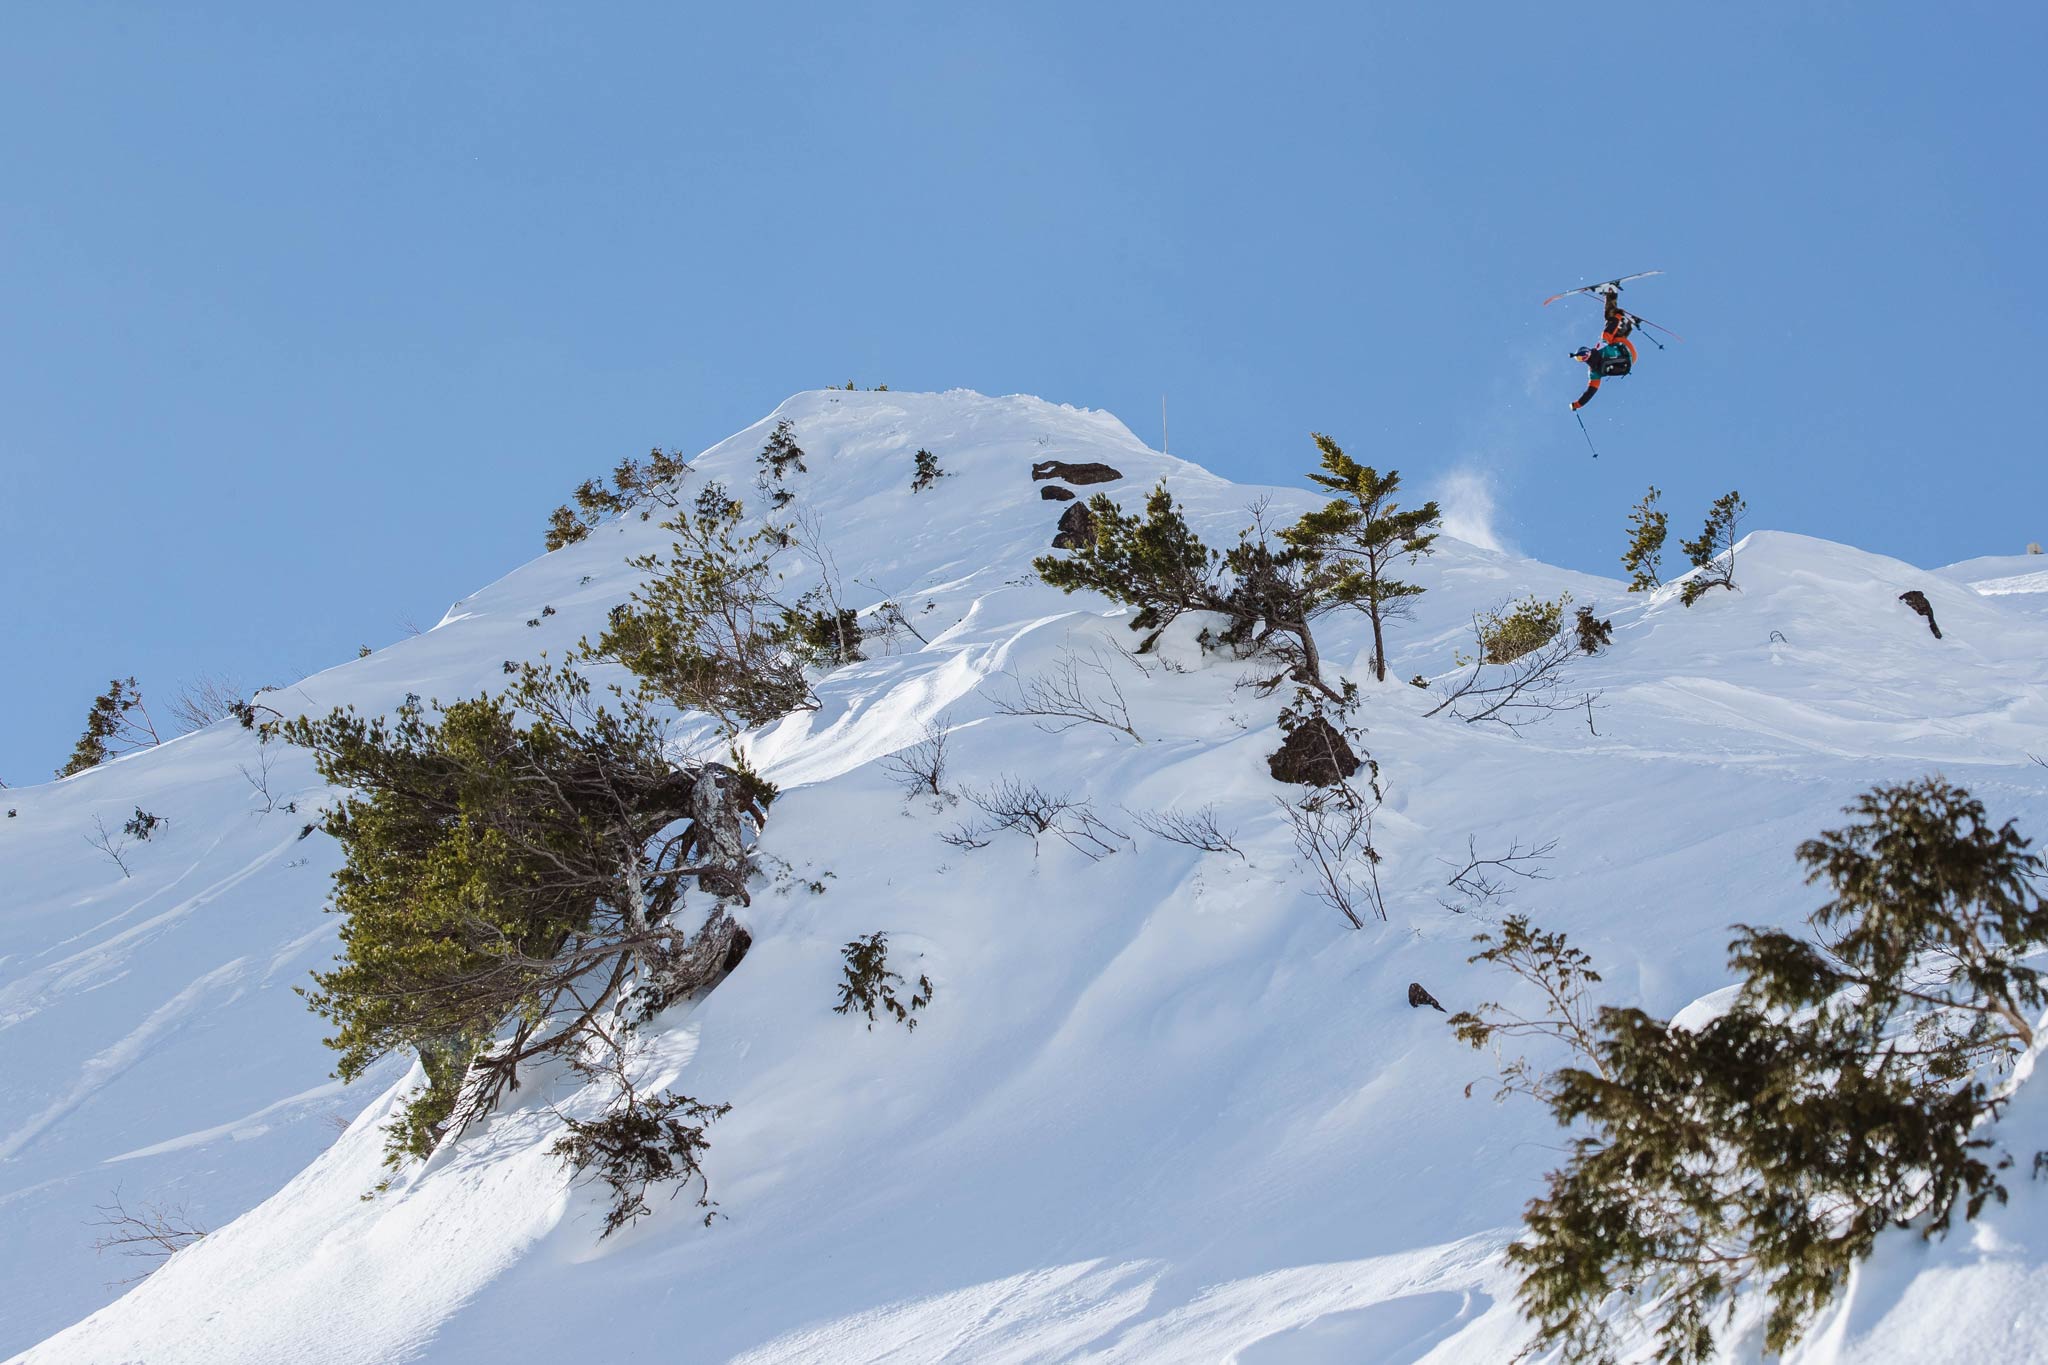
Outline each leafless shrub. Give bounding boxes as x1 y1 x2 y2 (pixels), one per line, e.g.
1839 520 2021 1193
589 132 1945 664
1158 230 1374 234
1282 780 1384 927
951 777 1126 860
1132 804 1244 860
168 673 246 733
937 823 993 852
88 1189 207 1285
987 644 1141 743
86 815 132 877
1438 834 1557 913
882 719 952 801
239 744 293 815
1424 624 1593 733
323 1111 355 1136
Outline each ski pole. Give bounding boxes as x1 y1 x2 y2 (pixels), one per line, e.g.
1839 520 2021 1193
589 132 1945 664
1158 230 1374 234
1574 407 1600 459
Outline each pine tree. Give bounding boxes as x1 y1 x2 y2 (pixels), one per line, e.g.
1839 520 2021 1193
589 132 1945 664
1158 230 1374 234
756 419 807 508
1282 435 1440 682
545 505 592 551
57 677 160 778
1679 490 1747 606
283 663 766 1167
1034 483 1346 700
1033 483 1221 640
593 499 817 734
1453 778 2042 1363
1621 484 1667 592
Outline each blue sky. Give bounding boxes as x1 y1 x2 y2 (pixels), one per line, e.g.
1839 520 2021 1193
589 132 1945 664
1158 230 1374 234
3 3 2042 783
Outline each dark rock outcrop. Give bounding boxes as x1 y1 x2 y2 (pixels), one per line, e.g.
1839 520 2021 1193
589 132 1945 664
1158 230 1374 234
1032 459 1122 486
1040 485 1076 501
1898 590 1943 639
1267 718 1361 787
1052 500 1098 550
1407 982 1446 1012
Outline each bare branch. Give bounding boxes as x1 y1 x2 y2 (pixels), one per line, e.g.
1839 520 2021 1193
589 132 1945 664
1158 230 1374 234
881 718 952 801
1131 803 1244 860
1425 624 1594 733
1438 835 1557 913
1282 782 1384 927
86 815 132 878
88 1189 207 1286
987 644 1142 743
952 776 1127 860
168 672 246 733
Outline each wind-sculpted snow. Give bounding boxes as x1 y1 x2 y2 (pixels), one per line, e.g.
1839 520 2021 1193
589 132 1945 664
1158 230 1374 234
5 390 2048 1363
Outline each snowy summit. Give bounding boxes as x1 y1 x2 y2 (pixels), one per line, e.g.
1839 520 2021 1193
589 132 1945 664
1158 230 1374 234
5 390 2048 1364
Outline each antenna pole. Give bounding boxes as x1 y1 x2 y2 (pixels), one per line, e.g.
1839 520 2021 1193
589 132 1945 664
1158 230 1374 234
1161 395 1169 454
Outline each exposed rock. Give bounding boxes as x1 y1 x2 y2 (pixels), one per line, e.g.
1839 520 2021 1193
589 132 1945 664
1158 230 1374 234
1407 981 1446 1012
1052 500 1098 550
1040 485 1076 501
1898 590 1943 639
1032 459 1122 486
1267 718 1361 787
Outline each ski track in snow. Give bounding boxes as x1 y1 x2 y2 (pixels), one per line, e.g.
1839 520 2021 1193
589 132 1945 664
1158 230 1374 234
6 390 2048 1365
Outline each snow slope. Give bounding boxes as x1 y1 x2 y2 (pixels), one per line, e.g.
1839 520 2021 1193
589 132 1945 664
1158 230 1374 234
4 390 2047 1364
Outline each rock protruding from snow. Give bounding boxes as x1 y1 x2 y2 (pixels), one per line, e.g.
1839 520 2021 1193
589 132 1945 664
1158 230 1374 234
1267 718 1361 786
1898 589 1943 638
1031 459 1122 486
1052 500 1097 549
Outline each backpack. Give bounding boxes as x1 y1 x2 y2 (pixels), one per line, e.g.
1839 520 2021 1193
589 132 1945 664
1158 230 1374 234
1594 342 1633 378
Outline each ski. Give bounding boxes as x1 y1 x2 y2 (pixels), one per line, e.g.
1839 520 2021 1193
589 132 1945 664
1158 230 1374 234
1543 270 1663 307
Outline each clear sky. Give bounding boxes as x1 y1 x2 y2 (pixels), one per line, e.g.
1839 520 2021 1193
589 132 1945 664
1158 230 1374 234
3 3 2042 783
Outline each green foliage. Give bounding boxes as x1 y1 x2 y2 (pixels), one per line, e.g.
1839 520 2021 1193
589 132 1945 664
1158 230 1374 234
780 600 865 667
1032 482 1221 638
1282 434 1440 682
1032 478 1351 701
593 500 816 734
834 932 933 1031
1679 490 1747 606
545 506 592 551
756 419 807 509
1453 779 2043 1363
1574 605 1614 655
1473 593 1569 665
57 677 159 778
545 448 693 551
122 807 165 841
282 663 754 1166
911 447 946 492
550 1088 730 1237
1621 485 1667 592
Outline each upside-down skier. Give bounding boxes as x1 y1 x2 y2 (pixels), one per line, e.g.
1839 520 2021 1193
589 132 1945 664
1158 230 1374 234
1569 283 1637 411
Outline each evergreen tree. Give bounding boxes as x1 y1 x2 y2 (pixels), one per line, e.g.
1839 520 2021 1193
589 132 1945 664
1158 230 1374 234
282 663 766 1166
545 505 592 551
756 419 807 509
1453 779 2043 1363
1473 593 1569 664
1033 483 1221 639
1679 490 1747 606
57 677 160 778
1574 605 1614 655
1621 485 1667 592
594 499 816 734
1034 483 1347 700
1282 435 1440 682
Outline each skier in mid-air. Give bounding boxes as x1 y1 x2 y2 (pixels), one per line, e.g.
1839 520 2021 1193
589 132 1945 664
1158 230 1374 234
1569 283 1637 410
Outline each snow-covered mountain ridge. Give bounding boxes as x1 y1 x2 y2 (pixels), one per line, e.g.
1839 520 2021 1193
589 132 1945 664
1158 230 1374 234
4 389 2047 1363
